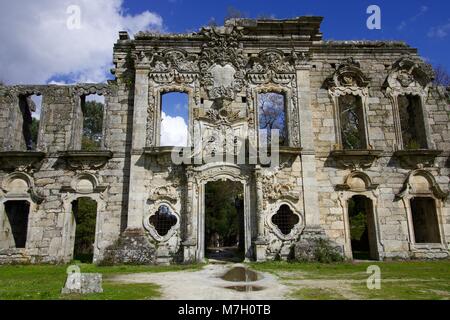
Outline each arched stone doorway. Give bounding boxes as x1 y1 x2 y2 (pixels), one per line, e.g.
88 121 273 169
337 171 383 260
189 163 254 262
204 179 245 262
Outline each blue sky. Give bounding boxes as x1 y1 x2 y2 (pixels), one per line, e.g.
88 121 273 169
124 0 450 129
125 0 450 68
1 1 448 140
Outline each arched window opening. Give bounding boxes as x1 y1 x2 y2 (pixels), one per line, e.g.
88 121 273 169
271 204 299 236
71 197 97 263
258 92 287 147
81 94 104 151
339 95 366 150
18 95 41 151
160 92 189 147
398 95 428 150
410 197 441 243
149 205 177 237
4 201 30 248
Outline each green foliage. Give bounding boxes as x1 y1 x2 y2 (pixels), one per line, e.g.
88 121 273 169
81 101 103 151
30 118 39 147
205 181 243 247
0 264 199 300
74 198 97 262
312 239 344 263
405 139 421 150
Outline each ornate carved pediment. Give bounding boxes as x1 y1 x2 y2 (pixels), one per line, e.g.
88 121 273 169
0 151 46 172
335 171 379 192
326 58 371 91
58 150 113 170
149 49 199 84
247 49 299 85
385 56 434 96
330 149 383 170
396 169 448 200
199 26 247 100
394 149 442 169
1 172 44 203
60 172 107 194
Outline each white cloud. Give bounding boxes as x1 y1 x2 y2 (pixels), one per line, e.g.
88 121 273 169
160 112 188 147
428 20 450 38
0 0 163 85
397 5 428 31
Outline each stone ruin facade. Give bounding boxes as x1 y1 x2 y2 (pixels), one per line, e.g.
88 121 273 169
0 17 449 265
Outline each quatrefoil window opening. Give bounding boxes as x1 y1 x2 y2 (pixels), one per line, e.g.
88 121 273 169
271 204 299 235
149 205 178 237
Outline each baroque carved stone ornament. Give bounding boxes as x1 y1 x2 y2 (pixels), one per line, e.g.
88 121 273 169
247 49 297 85
149 49 199 84
199 26 247 100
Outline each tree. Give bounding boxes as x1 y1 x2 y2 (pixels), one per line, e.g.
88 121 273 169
205 181 243 247
73 197 97 262
433 65 450 87
81 101 104 151
258 93 287 146
30 118 39 147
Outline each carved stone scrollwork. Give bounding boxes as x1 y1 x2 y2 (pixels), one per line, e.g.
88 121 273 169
149 48 199 84
0 151 46 172
261 172 299 209
330 149 383 170
396 169 448 200
394 149 443 169
58 151 113 170
385 56 434 95
199 26 247 100
326 57 371 96
149 184 179 204
247 49 298 85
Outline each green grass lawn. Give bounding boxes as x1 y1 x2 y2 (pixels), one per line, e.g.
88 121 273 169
1 261 449 300
0 263 203 300
249 260 450 300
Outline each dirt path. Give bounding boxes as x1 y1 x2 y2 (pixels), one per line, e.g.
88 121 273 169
110 263 289 300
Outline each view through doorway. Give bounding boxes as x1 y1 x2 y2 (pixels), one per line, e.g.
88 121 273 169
348 195 378 260
205 180 244 262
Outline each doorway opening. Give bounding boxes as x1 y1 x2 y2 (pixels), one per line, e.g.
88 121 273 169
205 180 244 262
4 201 30 248
348 195 378 260
71 197 97 263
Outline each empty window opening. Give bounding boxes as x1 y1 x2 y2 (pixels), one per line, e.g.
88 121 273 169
398 95 428 149
81 94 104 151
72 198 97 263
348 196 378 260
18 95 41 151
271 205 299 236
160 92 189 147
339 95 366 150
149 205 178 237
205 180 244 262
410 197 441 244
258 92 287 147
4 201 30 248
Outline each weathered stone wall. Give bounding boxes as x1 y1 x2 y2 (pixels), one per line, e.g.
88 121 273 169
0 17 448 264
